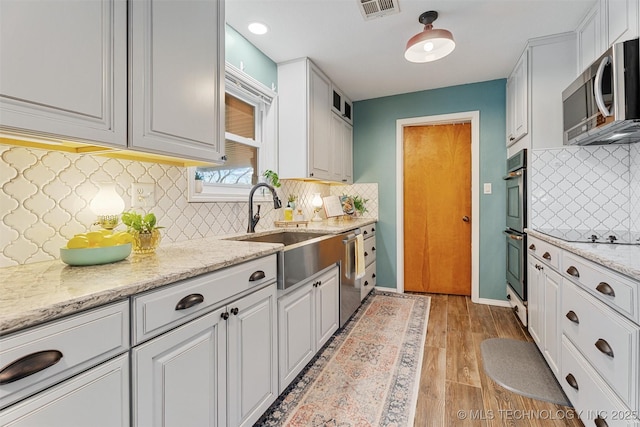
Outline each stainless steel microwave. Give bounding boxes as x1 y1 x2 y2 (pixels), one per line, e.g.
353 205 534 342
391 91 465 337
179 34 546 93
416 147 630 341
562 38 639 145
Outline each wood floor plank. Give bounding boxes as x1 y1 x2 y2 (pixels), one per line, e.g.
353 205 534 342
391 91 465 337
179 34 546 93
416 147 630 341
447 313 481 387
467 300 498 337
489 306 529 341
448 294 469 316
425 294 448 348
445 381 487 427
414 345 446 427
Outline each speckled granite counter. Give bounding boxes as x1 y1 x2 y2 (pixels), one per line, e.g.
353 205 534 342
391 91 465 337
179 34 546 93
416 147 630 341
0 218 376 336
527 229 640 281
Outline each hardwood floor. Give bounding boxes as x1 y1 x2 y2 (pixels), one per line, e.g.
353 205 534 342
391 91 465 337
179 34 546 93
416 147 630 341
413 294 584 427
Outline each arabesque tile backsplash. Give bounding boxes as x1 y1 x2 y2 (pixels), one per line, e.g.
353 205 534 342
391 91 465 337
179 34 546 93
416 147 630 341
1 146 378 267
531 144 639 240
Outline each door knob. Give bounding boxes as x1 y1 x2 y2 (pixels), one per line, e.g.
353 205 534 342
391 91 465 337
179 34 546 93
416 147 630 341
462 216 470 222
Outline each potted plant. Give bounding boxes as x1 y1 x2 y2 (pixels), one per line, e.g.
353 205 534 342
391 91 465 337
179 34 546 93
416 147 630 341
287 194 297 210
352 195 369 216
262 169 281 188
121 210 163 253
194 170 204 193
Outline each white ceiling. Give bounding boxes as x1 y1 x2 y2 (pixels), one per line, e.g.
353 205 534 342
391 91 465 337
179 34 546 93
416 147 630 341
226 0 595 101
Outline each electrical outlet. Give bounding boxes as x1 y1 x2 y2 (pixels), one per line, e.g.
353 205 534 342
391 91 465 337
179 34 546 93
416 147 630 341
131 183 156 208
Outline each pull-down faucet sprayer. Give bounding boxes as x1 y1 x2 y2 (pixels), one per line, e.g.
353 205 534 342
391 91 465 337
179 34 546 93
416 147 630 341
247 183 282 233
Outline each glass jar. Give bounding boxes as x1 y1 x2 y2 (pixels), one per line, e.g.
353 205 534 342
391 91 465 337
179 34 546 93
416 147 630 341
132 229 161 254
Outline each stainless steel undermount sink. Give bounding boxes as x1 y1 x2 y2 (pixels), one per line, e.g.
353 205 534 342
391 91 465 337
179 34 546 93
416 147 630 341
229 231 344 289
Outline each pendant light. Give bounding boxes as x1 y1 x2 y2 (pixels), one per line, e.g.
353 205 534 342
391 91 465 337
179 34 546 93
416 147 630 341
405 11 455 63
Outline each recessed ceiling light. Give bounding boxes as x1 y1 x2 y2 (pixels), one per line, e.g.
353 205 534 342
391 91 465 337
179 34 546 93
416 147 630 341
248 22 269 35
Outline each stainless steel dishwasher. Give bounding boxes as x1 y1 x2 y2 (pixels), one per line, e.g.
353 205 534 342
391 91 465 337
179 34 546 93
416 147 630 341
340 228 362 327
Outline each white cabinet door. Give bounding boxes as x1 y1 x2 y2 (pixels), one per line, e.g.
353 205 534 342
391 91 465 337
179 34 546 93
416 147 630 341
577 2 607 73
132 306 227 427
0 0 127 147
506 50 528 146
308 64 333 180
330 114 354 184
278 282 315 392
129 0 224 162
342 123 353 183
607 0 639 45
527 256 543 347
542 267 561 375
0 355 129 427
315 267 340 350
227 285 278 427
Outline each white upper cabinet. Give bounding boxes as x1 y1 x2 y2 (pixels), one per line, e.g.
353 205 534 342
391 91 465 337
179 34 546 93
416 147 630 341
129 0 225 163
576 2 607 74
331 86 353 125
607 0 639 45
278 58 354 183
0 0 127 148
506 50 528 146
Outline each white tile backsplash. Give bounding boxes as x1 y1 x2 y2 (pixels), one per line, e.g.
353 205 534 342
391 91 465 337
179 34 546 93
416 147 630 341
1 146 378 267
531 145 636 240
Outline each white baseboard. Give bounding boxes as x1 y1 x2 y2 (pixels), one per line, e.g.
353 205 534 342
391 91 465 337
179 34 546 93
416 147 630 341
476 297 512 307
373 286 399 293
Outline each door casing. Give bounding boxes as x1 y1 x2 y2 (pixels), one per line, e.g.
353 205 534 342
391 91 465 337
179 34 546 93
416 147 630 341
395 111 480 303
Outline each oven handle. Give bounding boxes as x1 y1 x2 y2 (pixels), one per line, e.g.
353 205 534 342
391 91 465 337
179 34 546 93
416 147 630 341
503 230 524 241
502 170 523 180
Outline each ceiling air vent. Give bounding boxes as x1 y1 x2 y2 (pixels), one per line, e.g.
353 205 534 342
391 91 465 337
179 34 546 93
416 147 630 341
358 0 400 21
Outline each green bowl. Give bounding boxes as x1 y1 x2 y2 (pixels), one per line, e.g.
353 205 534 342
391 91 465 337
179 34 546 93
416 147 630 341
60 243 132 266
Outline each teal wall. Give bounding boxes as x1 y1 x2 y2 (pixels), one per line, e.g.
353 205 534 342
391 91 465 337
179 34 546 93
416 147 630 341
353 79 508 300
225 25 277 90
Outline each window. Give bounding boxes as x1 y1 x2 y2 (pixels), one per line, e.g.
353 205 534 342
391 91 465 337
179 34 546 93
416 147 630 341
189 63 277 202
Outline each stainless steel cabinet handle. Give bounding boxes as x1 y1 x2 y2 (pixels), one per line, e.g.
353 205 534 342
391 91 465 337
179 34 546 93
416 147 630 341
0 350 63 385
249 270 266 281
594 416 608 427
230 307 239 316
595 338 614 358
529 244 536 251
566 266 580 278
565 310 580 324
565 373 579 390
542 252 551 261
595 282 615 297
462 216 470 222
175 293 204 310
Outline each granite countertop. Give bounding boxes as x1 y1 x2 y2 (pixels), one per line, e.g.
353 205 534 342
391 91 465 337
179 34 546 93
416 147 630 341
527 229 640 282
0 218 377 336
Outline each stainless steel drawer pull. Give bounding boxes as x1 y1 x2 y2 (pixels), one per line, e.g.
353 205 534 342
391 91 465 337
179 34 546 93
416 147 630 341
565 373 579 390
595 282 615 297
249 270 266 281
594 416 608 427
565 310 579 324
529 244 536 251
175 293 204 310
566 266 580 278
542 252 551 261
0 350 63 385
595 339 614 358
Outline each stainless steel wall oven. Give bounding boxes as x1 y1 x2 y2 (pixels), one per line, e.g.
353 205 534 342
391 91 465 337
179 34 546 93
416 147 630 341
503 149 527 302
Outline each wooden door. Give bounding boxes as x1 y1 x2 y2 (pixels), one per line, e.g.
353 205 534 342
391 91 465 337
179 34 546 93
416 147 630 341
403 123 471 295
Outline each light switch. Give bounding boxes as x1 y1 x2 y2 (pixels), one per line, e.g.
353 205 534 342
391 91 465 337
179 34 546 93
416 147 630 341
132 183 156 208
483 183 492 194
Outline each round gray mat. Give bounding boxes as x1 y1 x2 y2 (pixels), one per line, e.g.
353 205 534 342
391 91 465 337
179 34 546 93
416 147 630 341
480 338 571 407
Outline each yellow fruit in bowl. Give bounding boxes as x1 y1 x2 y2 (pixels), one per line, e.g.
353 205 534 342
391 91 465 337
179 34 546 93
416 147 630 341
85 231 104 247
114 232 134 245
67 236 90 249
99 229 113 236
100 235 118 247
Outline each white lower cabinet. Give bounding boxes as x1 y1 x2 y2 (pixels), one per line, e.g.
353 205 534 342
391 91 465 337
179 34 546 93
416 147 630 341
278 266 339 392
132 284 277 427
0 354 129 427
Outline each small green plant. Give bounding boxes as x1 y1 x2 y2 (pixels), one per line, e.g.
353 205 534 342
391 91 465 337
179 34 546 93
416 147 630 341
351 195 369 215
195 170 204 180
287 194 297 203
121 211 163 234
263 169 281 188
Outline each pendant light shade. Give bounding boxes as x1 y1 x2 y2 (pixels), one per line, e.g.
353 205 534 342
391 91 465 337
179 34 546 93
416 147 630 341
405 11 455 63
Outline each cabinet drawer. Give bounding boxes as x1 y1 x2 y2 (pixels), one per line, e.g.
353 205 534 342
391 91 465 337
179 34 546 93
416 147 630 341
132 254 276 344
361 261 376 301
561 336 638 427
527 236 560 269
563 252 638 322
562 280 639 411
362 224 376 239
0 301 129 410
363 236 376 267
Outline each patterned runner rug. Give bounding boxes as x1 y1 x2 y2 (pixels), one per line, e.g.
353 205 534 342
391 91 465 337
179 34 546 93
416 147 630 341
257 291 431 426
